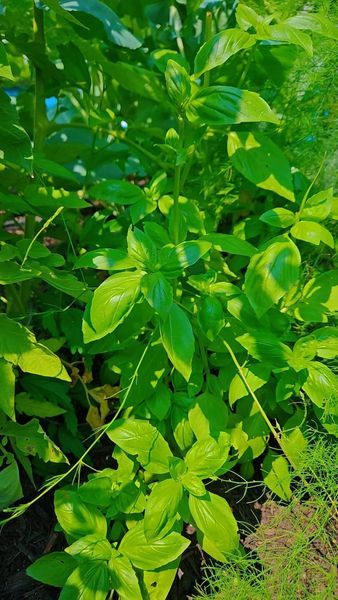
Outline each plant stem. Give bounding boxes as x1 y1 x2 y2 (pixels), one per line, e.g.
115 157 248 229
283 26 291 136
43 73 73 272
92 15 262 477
172 117 185 245
203 11 213 88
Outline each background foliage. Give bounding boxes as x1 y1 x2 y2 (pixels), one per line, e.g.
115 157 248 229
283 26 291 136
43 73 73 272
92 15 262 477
0 0 337 598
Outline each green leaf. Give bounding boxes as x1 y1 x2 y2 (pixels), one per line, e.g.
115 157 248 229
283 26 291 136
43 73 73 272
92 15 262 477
127 227 157 269
228 131 295 201
197 296 224 341
256 24 313 56
144 479 183 541
141 272 173 319
188 393 228 440
0 459 23 510
59 0 141 49
107 419 173 474
66 535 112 560
285 13 338 40
194 29 255 77
260 207 296 228
236 331 293 366
0 419 68 463
165 60 191 107
15 392 66 418
186 86 279 126
0 358 15 420
189 492 239 555
90 180 144 205
290 221 334 248
87 271 142 340
294 270 338 322
143 564 178 600
181 472 206 497
236 4 268 31
203 233 256 256
301 188 333 222
229 364 271 406
160 240 211 277
146 385 171 421
262 451 292 501
119 522 190 571
27 552 77 587
55 490 107 538
109 553 143 600
74 249 134 270
160 304 195 381
185 436 230 478
60 560 110 600
245 237 301 317
302 362 338 411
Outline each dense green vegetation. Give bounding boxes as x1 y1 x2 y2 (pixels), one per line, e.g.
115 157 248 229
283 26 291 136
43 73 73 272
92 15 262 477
0 1 336 598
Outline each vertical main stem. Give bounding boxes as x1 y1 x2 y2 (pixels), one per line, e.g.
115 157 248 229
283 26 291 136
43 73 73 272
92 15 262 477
19 2 47 311
172 116 184 245
203 11 213 88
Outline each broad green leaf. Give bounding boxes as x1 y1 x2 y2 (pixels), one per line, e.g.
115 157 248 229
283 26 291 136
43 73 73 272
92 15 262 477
310 327 338 359
236 331 293 366
66 535 112 560
189 492 239 555
228 131 295 201
160 240 211 277
119 522 190 570
197 296 224 341
0 262 37 284
301 188 333 222
285 13 338 40
236 4 269 31
60 560 110 600
74 249 134 270
38 266 88 300
90 180 144 205
146 385 171 421
78 477 113 508
194 29 255 77
127 227 157 269
181 472 206 497
0 459 23 510
141 272 173 319
294 270 338 322
229 364 271 406
0 419 68 463
187 86 279 126
203 233 256 256
34 157 80 185
15 392 66 418
55 490 107 538
160 304 195 381
109 553 142 600
188 393 228 440
165 60 191 107
290 221 334 248
143 564 178 600
59 0 141 49
88 271 142 340
0 358 15 420
27 552 77 587
260 207 296 228
245 237 301 317
302 362 338 411
144 479 183 541
43 0 89 27
256 24 313 56
101 61 166 102
262 452 292 501
107 419 173 474
185 436 230 478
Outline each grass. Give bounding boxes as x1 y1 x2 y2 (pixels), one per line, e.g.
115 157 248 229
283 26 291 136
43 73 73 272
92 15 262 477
196 432 338 600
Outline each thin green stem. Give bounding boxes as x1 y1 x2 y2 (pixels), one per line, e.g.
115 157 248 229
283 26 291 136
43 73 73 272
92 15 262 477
21 206 64 267
203 11 213 88
172 117 185 245
220 337 301 475
297 155 326 217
